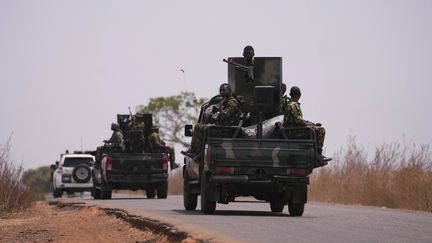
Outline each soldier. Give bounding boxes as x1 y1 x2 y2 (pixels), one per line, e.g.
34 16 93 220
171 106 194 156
126 113 145 153
283 86 330 161
103 123 124 147
243 45 255 66
213 83 241 125
148 126 179 169
183 83 241 158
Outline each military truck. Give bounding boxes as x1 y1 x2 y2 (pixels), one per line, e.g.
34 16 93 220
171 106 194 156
182 56 329 215
92 113 174 199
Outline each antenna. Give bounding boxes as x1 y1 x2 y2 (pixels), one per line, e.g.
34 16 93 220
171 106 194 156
80 136 83 152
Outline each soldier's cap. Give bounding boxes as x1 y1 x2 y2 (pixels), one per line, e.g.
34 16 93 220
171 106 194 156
151 125 160 130
111 123 120 129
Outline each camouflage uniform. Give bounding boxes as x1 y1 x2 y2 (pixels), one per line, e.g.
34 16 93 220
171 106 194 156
126 120 145 153
217 96 240 125
148 129 177 169
190 95 240 154
108 130 124 146
283 100 326 153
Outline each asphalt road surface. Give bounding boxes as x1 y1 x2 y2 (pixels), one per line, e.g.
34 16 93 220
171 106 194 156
61 194 432 243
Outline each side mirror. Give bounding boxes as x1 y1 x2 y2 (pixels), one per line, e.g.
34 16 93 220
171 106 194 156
50 164 56 171
185 124 193 137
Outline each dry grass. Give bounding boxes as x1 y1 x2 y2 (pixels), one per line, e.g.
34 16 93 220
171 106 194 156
168 168 183 195
0 139 37 217
309 137 432 212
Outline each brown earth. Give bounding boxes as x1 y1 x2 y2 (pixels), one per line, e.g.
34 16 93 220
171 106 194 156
0 201 197 243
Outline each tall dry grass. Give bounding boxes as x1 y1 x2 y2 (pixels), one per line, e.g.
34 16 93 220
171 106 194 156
168 168 183 195
309 137 432 212
0 139 37 217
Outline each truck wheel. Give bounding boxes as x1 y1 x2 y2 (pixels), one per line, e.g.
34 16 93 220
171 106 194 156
93 186 101 199
200 171 216 214
183 172 197 210
101 189 112 199
270 199 285 212
100 179 112 200
53 189 63 198
288 198 305 216
156 182 168 199
146 184 156 199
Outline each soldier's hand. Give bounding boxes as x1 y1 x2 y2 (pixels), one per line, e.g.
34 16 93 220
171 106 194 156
212 106 219 113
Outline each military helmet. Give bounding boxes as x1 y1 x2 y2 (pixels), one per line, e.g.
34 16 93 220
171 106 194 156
289 86 301 97
111 123 120 130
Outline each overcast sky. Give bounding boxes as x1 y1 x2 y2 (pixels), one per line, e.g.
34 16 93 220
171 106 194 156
1 0 431 169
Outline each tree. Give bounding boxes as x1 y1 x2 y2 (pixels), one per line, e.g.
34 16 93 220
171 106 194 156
22 166 52 193
137 92 206 148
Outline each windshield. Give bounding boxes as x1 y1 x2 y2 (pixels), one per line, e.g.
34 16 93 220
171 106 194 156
63 157 94 167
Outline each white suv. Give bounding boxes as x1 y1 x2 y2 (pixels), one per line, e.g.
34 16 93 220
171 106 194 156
52 154 95 198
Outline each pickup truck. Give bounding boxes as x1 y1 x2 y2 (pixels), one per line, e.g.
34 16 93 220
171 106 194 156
92 148 169 199
182 56 329 215
91 113 173 200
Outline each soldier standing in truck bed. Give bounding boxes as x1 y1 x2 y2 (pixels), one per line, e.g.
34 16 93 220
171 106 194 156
283 86 330 161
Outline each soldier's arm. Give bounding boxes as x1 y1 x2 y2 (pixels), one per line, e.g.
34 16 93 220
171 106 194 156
292 103 306 126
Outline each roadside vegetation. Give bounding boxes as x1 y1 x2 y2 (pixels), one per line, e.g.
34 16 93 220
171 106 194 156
0 140 37 217
309 137 432 212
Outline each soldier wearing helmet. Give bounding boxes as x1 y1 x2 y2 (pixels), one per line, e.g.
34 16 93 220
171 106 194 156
104 123 124 147
283 86 330 161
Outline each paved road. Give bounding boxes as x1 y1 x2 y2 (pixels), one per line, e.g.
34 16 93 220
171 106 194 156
62 194 432 243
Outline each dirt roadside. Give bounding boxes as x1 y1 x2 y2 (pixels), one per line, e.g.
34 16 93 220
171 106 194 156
0 201 199 243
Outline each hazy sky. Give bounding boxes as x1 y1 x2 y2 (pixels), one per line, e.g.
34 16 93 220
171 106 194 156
1 0 431 169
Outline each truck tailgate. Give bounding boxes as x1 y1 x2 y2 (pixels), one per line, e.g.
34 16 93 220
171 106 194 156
207 138 315 170
109 153 165 174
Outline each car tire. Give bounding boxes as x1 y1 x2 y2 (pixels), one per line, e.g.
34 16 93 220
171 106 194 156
146 184 156 199
53 188 63 198
72 164 91 183
156 181 168 199
183 172 198 210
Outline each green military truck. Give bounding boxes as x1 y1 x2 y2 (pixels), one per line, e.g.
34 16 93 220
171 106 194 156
92 114 174 199
183 56 329 215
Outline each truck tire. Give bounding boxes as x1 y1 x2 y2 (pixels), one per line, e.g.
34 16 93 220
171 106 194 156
53 188 63 198
93 185 101 199
270 199 285 212
200 171 216 214
146 184 156 199
100 178 112 200
156 182 168 199
288 198 305 216
183 172 198 210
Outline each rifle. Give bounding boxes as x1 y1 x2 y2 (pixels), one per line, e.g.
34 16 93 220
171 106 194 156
223 58 254 82
128 106 135 123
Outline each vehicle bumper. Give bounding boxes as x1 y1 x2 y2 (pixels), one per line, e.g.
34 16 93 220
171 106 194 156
58 182 93 190
209 174 308 185
107 173 168 183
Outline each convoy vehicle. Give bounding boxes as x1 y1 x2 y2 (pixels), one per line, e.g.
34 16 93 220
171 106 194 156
51 152 95 198
183 56 330 215
91 114 173 200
